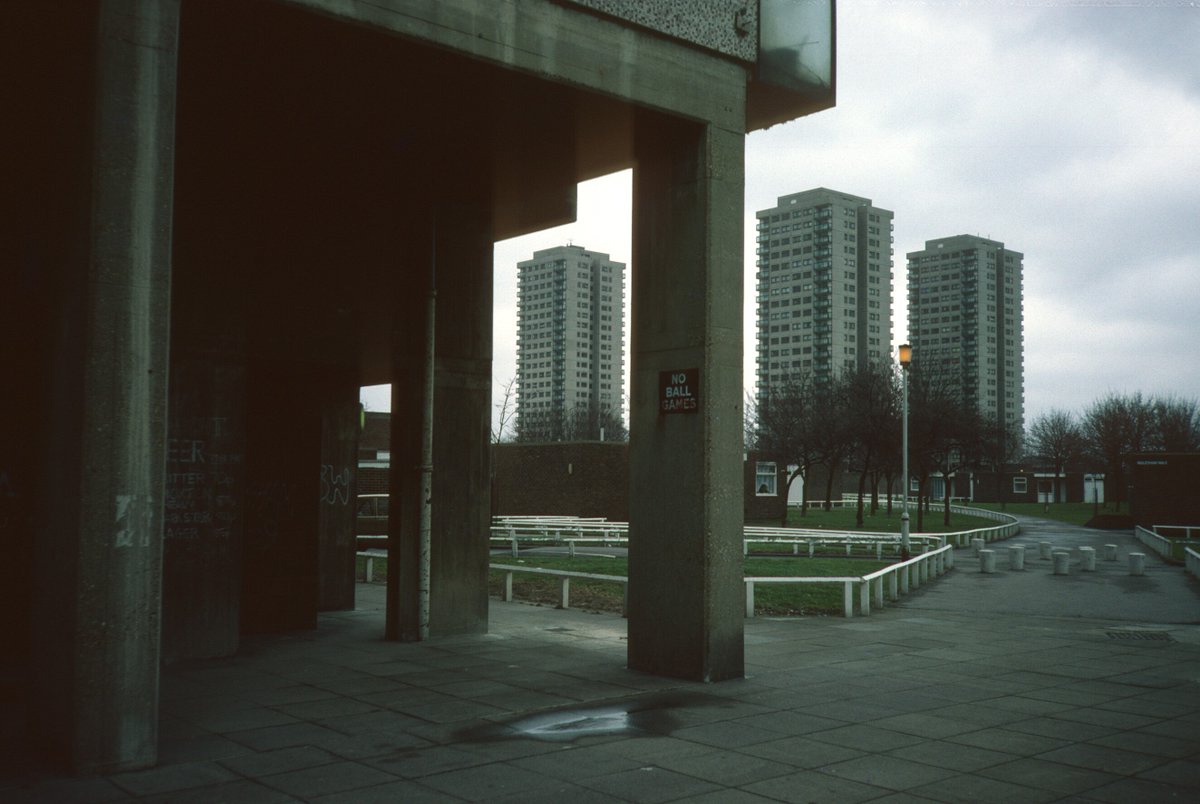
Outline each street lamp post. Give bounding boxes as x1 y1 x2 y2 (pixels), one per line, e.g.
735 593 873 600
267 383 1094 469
898 343 912 558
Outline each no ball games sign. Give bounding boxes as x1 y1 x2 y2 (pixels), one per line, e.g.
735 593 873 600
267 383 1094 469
659 368 699 415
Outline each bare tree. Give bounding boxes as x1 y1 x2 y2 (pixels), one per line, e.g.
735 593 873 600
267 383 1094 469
980 413 1021 510
844 361 901 527
1026 409 1086 504
1152 395 1200 452
906 367 979 529
492 377 517 444
517 399 626 443
1082 392 1154 510
811 379 854 512
747 374 823 523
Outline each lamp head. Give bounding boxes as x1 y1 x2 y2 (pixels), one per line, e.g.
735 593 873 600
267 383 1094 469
898 343 912 367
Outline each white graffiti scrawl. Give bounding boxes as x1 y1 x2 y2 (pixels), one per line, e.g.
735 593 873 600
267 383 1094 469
320 465 351 505
115 493 154 548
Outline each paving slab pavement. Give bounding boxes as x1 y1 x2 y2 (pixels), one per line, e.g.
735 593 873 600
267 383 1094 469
4 515 1200 802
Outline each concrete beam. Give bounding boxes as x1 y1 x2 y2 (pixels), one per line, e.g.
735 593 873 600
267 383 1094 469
281 0 747 132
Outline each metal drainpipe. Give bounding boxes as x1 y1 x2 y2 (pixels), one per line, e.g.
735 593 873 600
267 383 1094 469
418 231 436 640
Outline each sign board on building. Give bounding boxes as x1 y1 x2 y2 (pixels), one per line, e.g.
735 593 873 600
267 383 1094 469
659 368 699 415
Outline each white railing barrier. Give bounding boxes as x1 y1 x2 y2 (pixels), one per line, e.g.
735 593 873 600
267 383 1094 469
1155 524 1200 540
488 548 958 620
491 508 1016 557
741 526 942 558
1135 526 1175 560
1134 525 1200 563
939 506 1020 547
356 549 387 583
744 543 955 618
1185 546 1200 581
489 564 629 616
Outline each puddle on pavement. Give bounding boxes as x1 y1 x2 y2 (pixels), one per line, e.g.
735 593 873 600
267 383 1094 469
455 691 713 743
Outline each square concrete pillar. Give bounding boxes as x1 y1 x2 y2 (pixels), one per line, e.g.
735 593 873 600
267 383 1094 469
30 0 180 773
318 376 360 611
389 203 493 640
628 113 745 681
241 364 320 634
162 357 246 662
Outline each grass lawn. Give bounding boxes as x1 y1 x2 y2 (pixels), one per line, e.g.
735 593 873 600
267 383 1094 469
763 504 998 534
359 553 895 615
969 501 1128 528
488 554 891 617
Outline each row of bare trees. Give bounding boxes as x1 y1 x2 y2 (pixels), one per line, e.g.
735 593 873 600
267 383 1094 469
746 362 1019 531
1025 393 1200 509
492 377 629 444
752 365 1200 528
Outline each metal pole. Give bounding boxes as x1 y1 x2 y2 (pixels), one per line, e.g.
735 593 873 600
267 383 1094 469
418 227 436 640
901 365 910 557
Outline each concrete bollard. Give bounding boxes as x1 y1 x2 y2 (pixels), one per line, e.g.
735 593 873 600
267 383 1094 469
979 549 996 573
1008 544 1025 571
1129 552 1146 576
1052 550 1070 575
1039 542 1052 560
1079 546 1096 572
1104 544 1118 561
971 538 985 555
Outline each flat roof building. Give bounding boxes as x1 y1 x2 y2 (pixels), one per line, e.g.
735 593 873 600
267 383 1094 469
516 245 625 441
906 235 1025 438
755 188 894 406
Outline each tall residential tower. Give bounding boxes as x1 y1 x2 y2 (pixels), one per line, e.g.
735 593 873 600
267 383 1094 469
516 245 625 441
755 189 894 406
906 235 1025 436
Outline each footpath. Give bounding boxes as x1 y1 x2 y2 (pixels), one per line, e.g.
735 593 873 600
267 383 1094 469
4 515 1200 802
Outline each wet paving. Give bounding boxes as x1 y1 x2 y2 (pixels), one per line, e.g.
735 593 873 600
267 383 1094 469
452 692 720 744
900 514 1200 624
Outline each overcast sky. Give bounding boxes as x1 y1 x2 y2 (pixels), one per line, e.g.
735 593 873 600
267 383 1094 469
364 0 1200 432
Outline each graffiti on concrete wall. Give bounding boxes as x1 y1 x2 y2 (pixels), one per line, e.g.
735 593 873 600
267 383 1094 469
165 416 242 540
320 464 351 506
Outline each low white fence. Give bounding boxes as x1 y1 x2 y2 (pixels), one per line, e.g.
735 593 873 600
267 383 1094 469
741 526 941 558
1185 546 1200 581
1155 524 1200 540
491 516 628 556
1135 524 1200 562
475 508 1017 619
745 543 956 618
490 564 629 615
491 508 1018 556
489 541 956 619
940 505 1020 546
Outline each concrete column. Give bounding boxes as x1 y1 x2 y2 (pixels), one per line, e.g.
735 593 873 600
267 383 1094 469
387 229 428 641
162 358 246 662
1053 551 1070 575
979 550 996 573
628 112 745 681
241 364 320 634
31 0 179 773
1104 544 1118 561
318 377 359 611
428 202 493 635
389 203 493 640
